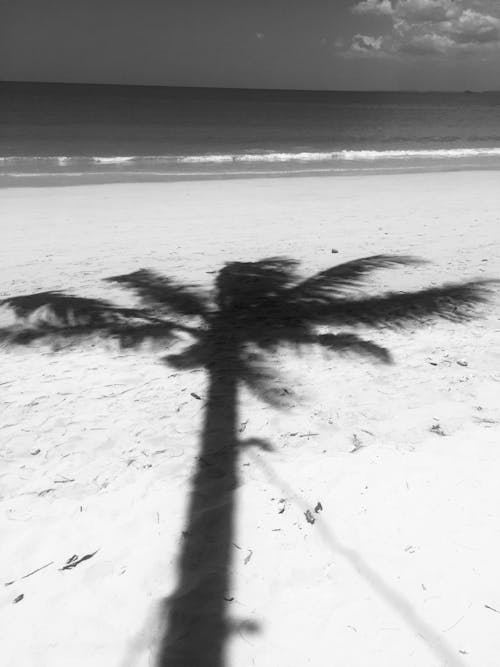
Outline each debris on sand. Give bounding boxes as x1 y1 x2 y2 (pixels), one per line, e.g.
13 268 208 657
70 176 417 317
350 433 363 453
54 475 74 484
314 501 323 514
485 604 500 614
305 510 316 525
430 423 446 437
60 551 98 571
13 594 24 604
473 416 498 427
38 488 55 497
6 561 54 586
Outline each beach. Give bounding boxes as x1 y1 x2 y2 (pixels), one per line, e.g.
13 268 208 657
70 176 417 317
1 169 500 667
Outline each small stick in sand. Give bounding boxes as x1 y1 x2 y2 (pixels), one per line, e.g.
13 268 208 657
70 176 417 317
4 561 55 587
485 604 500 614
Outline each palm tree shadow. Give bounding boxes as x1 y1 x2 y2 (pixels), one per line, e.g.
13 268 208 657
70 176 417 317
155 348 241 666
0 256 496 667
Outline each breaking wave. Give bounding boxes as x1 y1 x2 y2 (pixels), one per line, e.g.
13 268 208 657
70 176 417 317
2 147 500 177
177 148 500 163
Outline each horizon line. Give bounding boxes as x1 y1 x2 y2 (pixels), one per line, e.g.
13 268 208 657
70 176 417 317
1 79 498 95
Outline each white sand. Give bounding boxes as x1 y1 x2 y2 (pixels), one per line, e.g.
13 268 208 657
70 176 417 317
1 170 500 666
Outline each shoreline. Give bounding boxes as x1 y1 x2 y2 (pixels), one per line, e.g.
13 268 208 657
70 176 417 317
2 162 500 188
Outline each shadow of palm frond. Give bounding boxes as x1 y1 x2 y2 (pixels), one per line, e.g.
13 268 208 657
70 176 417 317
106 269 210 317
1 256 494 358
288 254 426 299
1 255 496 667
3 291 142 324
309 282 493 328
0 287 195 349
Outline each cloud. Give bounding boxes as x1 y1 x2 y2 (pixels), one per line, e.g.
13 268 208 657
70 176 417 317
446 8 500 43
347 0 500 56
350 33 385 54
395 0 460 23
399 31 455 54
353 0 394 16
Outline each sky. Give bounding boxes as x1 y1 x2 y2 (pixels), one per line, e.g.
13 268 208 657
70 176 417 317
1 0 499 90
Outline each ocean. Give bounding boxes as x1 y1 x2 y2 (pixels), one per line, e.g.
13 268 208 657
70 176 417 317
2 82 500 182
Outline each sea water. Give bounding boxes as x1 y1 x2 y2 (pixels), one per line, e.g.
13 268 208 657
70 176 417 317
2 82 500 182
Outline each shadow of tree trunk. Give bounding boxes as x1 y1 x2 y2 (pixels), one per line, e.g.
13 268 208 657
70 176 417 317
157 341 240 667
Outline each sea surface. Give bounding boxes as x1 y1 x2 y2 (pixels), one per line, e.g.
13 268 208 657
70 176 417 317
2 82 500 182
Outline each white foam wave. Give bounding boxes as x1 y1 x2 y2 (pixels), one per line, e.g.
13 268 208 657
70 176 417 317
179 148 500 163
92 156 135 164
180 155 234 163
2 147 500 169
340 148 500 160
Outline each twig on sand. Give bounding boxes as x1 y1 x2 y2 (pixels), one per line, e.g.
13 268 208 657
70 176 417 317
21 561 54 580
485 604 500 614
4 561 54 587
443 607 470 633
54 475 75 484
